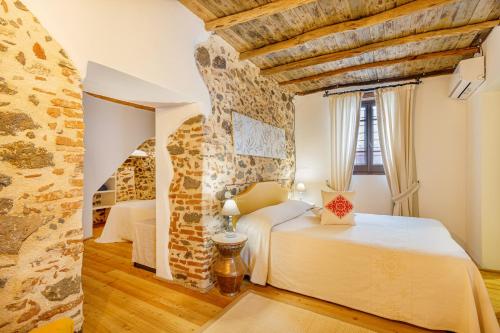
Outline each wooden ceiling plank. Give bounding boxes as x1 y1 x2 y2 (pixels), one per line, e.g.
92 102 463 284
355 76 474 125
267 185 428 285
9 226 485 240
179 0 218 21
279 46 478 86
179 0 250 52
261 19 499 75
205 0 317 31
296 68 456 95
470 0 498 23
239 0 456 60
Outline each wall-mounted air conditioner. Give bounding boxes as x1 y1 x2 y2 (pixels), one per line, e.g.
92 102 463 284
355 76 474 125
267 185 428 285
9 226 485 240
449 56 485 100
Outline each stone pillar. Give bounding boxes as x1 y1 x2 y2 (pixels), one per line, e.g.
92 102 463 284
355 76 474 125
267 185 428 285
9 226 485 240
167 115 217 290
165 35 296 291
0 1 84 331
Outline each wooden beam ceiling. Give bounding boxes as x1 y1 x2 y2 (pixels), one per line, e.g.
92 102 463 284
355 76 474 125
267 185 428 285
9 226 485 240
261 20 499 76
239 0 457 61
297 68 456 96
180 0 499 94
279 47 479 86
205 0 317 31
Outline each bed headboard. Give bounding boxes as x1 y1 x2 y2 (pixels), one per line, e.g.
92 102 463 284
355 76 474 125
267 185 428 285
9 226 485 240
232 182 288 223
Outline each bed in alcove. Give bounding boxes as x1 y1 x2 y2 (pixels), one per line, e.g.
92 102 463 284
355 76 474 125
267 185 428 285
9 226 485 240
93 138 157 271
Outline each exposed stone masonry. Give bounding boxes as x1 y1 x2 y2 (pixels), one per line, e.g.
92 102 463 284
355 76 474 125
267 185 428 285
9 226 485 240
166 36 295 290
116 138 156 202
167 115 208 289
92 208 109 226
0 1 84 331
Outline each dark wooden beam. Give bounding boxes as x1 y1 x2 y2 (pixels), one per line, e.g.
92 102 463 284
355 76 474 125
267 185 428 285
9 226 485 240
295 68 456 96
261 20 498 76
85 92 156 112
205 0 317 31
239 0 456 60
279 47 478 86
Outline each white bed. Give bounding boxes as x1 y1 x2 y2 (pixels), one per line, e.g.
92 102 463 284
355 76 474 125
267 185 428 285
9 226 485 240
233 182 499 333
132 218 156 269
96 199 155 243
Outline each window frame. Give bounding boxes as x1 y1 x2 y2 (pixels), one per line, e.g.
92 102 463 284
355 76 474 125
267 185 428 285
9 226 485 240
353 99 385 175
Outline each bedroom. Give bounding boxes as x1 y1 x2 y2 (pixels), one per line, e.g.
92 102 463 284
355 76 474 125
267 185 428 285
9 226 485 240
0 0 499 332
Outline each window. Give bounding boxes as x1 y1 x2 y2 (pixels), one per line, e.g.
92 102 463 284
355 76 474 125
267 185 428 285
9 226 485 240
354 100 384 175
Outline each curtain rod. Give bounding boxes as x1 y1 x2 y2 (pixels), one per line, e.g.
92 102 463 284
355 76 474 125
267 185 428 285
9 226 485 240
323 79 422 97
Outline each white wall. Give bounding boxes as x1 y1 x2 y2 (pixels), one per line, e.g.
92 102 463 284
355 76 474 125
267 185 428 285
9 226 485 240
479 27 500 93
414 76 468 245
295 75 468 245
467 92 500 269
350 176 393 214
294 94 330 205
23 0 210 113
83 95 155 238
477 91 500 270
466 94 483 263
466 26 500 269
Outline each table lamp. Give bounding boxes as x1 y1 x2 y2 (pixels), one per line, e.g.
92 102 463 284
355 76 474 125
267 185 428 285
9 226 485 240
296 182 306 201
221 199 240 238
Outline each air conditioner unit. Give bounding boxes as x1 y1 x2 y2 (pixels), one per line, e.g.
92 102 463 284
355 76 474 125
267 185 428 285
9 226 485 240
449 56 485 100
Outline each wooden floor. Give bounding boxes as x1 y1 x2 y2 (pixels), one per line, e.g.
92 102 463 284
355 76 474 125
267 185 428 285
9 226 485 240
83 227 500 333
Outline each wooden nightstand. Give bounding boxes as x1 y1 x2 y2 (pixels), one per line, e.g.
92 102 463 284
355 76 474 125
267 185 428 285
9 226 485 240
212 233 247 296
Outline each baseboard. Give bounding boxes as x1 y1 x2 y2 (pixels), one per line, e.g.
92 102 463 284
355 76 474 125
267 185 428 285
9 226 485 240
133 262 156 273
154 275 215 293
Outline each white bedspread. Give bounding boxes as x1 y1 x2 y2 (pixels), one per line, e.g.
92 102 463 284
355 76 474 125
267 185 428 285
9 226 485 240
132 218 156 269
237 211 499 333
96 199 155 243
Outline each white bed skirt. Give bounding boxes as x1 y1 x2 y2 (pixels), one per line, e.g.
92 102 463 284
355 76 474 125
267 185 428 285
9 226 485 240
132 218 156 269
96 199 155 243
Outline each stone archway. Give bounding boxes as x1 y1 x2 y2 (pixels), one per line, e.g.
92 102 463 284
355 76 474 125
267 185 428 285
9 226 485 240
0 1 84 331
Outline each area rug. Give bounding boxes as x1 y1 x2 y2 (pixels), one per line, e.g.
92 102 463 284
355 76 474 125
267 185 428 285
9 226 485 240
200 291 376 333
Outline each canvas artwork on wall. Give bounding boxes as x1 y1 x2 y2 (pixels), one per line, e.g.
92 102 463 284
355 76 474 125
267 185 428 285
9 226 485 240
232 112 286 159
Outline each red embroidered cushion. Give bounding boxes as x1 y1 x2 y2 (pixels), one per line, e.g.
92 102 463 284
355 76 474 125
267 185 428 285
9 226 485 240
321 191 356 225
325 194 353 218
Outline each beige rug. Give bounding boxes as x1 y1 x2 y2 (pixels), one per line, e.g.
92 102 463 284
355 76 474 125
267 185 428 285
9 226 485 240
200 291 376 333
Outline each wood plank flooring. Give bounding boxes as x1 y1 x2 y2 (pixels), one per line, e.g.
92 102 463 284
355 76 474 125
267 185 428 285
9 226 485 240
83 227 500 332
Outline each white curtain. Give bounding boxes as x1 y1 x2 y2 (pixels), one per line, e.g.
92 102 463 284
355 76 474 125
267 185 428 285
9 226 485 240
329 92 361 191
376 85 419 217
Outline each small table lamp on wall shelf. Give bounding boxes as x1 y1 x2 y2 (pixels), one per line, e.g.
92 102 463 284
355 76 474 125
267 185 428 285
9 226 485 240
221 199 240 238
296 182 306 201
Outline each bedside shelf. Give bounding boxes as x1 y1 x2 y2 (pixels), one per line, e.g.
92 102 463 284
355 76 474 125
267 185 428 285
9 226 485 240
92 174 117 224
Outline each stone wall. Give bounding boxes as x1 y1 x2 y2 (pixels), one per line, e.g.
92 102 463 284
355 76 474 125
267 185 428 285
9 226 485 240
116 164 135 201
0 1 84 331
166 36 295 290
116 138 155 202
167 115 208 289
197 37 295 195
92 208 109 226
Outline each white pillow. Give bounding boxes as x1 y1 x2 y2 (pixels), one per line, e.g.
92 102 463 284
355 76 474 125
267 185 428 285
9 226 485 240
238 200 313 228
321 191 355 225
311 207 323 216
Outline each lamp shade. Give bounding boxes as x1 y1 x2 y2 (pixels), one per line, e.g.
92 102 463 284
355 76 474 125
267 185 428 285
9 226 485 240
296 182 306 192
221 199 240 216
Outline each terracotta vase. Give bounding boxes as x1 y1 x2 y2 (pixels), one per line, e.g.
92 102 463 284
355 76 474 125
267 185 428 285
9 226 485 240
213 240 247 296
